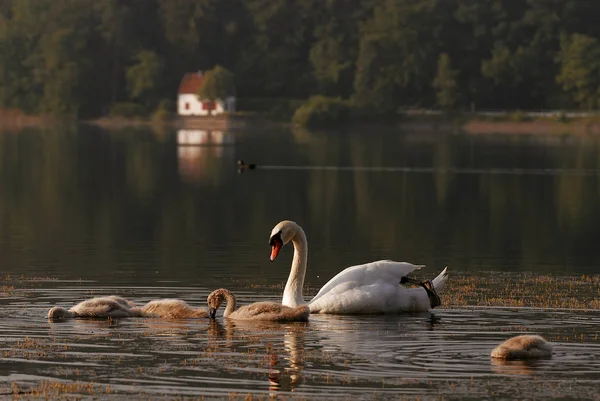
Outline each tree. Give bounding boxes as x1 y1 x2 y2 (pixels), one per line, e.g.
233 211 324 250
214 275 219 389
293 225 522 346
126 50 164 108
433 53 459 111
308 0 366 97
556 33 600 110
353 0 438 112
197 65 235 101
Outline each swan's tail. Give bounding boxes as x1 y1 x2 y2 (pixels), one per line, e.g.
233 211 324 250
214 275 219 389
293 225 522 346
431 267 449 292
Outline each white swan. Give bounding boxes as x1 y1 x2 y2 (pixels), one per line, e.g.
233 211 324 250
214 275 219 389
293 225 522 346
47 295 145 320
207 288 310 322
269 220 449 314
491 335 553 360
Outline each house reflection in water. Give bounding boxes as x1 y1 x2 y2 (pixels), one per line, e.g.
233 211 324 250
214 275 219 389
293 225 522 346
176 129 234 184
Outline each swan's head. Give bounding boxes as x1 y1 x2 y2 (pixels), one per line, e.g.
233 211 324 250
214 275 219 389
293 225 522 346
207 288 229 319
269 220 300 261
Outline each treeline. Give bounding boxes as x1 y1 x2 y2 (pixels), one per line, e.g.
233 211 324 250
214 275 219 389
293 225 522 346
1 0 600 118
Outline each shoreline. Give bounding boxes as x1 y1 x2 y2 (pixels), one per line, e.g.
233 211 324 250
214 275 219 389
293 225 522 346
463 119 600 135
2 111 600 135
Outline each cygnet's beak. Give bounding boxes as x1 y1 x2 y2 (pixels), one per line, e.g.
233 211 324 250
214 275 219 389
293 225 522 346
209 308 217 319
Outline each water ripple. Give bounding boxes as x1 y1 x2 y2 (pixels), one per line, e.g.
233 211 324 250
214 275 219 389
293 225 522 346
0 285 599 399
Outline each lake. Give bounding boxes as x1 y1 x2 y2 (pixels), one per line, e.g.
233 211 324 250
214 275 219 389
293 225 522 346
0 123 599 399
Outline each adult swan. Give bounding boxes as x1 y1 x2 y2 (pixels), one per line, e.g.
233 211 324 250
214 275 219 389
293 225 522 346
269 220 449 314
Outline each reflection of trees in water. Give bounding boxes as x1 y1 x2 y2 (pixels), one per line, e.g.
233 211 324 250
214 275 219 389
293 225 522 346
290 130 600 273
0 125 237 279
1 126 600 280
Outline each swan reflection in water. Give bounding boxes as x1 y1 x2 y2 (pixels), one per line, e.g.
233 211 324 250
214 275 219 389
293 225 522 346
207 319 309 393
269 325 306 392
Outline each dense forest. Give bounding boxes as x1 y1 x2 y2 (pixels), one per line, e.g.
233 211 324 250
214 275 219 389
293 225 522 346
1 0 600 118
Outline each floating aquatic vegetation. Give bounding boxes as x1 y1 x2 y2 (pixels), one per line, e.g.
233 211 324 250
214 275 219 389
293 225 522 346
441 272 600 310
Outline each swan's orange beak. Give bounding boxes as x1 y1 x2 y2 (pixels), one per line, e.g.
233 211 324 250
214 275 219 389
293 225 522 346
270 241 282 261
269 232 283 262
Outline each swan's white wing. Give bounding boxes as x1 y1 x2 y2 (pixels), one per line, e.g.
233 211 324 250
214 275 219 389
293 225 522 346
308 280 400 314
309 260 423 305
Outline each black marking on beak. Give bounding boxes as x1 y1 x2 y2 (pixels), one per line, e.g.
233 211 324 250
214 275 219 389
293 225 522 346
269 231 283 262
269 231 282 246
209 308 217 319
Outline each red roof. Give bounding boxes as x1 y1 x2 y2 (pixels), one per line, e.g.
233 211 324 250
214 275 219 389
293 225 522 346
178 72 204 94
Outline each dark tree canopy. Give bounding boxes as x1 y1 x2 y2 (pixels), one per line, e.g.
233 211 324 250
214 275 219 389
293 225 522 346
1 0 600 117
197 65 235 101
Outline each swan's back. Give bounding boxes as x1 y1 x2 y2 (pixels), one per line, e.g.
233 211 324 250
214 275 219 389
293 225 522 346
231 302 310 322
491 335 553 360
141 299 208 319
69 296 144 318
309 260 423 304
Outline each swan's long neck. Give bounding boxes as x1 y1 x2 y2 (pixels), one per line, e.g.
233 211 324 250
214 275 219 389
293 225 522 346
282 228 308 307
221 290 237 318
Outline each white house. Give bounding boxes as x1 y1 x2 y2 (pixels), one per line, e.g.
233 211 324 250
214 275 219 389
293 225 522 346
177 71 236 116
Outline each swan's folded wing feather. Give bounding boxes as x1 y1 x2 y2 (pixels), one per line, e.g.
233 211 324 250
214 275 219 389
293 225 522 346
309 260 422 305
308 280 408 314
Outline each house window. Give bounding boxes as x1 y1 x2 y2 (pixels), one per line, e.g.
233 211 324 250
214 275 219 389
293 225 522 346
185 103 190 110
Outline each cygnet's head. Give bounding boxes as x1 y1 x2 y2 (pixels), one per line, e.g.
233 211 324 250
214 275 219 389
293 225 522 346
47 306 71 320
207 289 228 319
269 220 301 261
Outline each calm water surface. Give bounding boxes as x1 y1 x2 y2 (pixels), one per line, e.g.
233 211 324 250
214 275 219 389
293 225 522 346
0 124 599 399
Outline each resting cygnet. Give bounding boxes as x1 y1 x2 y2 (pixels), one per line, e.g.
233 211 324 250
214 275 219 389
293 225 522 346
491 334 553 360
207 288 310 322
47 296 144 320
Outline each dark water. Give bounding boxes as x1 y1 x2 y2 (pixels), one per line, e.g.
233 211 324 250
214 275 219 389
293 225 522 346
0 124 599 399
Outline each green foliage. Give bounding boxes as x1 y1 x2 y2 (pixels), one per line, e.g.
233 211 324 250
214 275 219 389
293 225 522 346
151 98 174 124
433 53 459 111
156 98 174 112
2 0 600 117
353 1 438 114
197 65 235 102
126 50 164 107
236 98 304 120
109 102 146 118
556 34 600 110
292 96 353 128
152 108 172 125
508 111 532 122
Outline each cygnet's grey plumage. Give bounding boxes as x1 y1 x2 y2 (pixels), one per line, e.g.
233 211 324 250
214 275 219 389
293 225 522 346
207 288 309 321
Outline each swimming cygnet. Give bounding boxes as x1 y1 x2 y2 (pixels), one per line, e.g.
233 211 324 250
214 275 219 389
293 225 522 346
47 295 144 320
140 298 208 319
491 334 553 360
207 288 310 322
